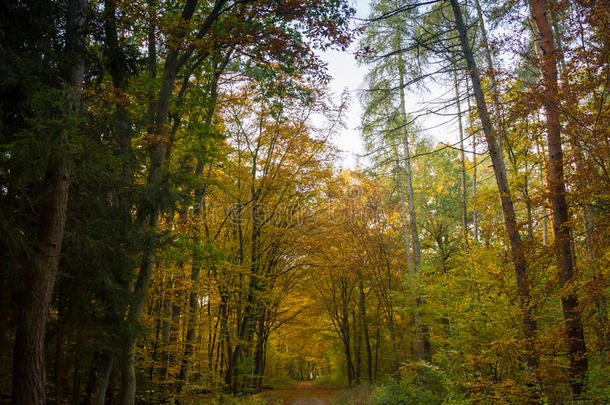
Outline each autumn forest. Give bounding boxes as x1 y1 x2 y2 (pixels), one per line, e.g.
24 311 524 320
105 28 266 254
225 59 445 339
0 0 608 404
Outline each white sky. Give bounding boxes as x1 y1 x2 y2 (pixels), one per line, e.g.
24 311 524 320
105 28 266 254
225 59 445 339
320 0 462 168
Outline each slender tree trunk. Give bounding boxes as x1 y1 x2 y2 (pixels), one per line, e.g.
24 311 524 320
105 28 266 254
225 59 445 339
83 3 135 402
176 57 226 400
121 211 159 405
352 311 361 385
215 292 229 376
529 0 588 397
84 353 113 405
584 205 609 350
358 279 372 383
535 142 550 246
473 0 504 152
374 325 379 379
120 1 238 401
395 156 412 273
253 316 267 390
467 81 479 242
526 177 535 240
12 0 87 403
552 0 608 352
398 60 431 363
450 0 539 389
159 277 173 381
342 290 353 387
454 69 469 248
383 260 399 369
227 222 262 392
120 2 206 402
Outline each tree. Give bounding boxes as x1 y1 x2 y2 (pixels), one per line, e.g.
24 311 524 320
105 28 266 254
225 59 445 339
360 0 432 364
529 0 588 396
5 0 88 403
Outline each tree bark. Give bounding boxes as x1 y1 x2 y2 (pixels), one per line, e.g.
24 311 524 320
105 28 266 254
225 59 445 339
529 0 588 397
450 0 539 387
398 59 431 363
466 80 478 242
176 54 226 400
395 155 412 273
352 310 361 385
342 287 353 387
358 279 372 383
12 0 87 403
473 0 504 152
253 314 267 390
119 1 215 402
454 69 469 249
84 353 113 405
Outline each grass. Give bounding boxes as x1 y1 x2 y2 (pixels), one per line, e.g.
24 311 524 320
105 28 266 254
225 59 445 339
330 384 375 405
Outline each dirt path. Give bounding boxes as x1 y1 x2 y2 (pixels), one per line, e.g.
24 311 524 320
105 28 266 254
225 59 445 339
260 381 339 405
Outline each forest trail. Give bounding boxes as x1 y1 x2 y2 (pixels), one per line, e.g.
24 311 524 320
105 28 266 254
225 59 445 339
260 381 339 405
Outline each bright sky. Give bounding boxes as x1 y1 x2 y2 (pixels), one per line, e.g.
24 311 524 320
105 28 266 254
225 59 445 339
320 0 462 168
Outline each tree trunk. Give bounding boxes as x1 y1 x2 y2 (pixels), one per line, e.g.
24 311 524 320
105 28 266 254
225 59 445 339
552 0 607 353
473 0 504 152
395 157 413 274
120 211 159 405
342 293 353 387
12 0 87 403
253 316 267 390
466 81 478 242
226 225 262 392
398 60 431 363
450 0 539 387
352 310 361 385
454 69 469 249
529 0 588 397
358 280 372 383
374 326 379 379
176 56 226 400
119 2 205 402
84 353 113 405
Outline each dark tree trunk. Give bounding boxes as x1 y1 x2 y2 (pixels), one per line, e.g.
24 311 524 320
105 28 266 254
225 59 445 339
84 353 113 405
12 0 87 403
176 56 226 400
119 2 199 402
119 1 235 403
358 280 372 383
253 314 267 390
529 0 588 397
352 311 361 385
343 328 353 387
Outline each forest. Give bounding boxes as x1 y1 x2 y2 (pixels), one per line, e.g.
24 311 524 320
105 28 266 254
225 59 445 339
0 0 608 404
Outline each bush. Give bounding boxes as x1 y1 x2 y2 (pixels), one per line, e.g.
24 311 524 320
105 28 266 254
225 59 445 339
314 375 345 388
371 364 448 405
263 374 295 389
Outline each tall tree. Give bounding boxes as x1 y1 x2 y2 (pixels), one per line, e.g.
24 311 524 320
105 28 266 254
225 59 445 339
11 0 88 403
529 0 588 397
453 69 469 248
449 0 540 391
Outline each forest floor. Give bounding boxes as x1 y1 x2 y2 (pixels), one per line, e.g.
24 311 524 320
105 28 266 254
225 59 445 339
259 381 339 405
